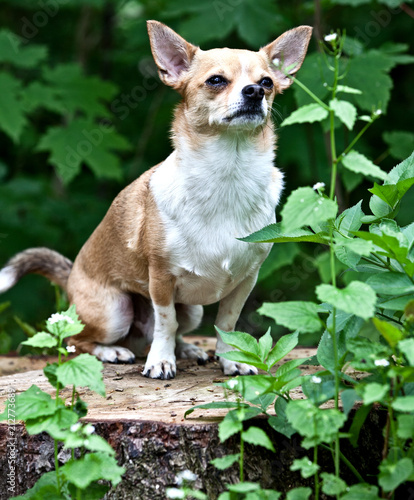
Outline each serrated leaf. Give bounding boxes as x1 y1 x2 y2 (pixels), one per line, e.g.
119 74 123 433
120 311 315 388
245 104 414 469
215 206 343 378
219 413 243 442
55 354 105 396
361 382 389 405
241 223 328 244
366 272 414 296
60 452 125 488
330 98 357 130
21 331 57 349
286 487 312 500
281 103 329 126
242 426 275 451
266 331 299 368
37 119 130 183
316 281 376 320
281 187 338 232
379 458 413 492
338 483 380 500
258 301 322 334
210 453 240 470
258 328 273 361
217 350 267 371
0 72 27 142
290 457 319 478
335 200 365 235
43 63 118 119
342 150 388 181
215 328 260 357
14 385 56 420
321 472 347 496
25 407 78 437
0 29 48 68
387 150 414 184
392 396 414 413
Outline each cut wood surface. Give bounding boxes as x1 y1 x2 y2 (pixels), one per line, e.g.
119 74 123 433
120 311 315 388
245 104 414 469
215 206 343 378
0 336 319 424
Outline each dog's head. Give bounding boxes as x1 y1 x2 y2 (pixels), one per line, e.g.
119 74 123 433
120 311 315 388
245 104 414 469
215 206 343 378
147 21 312 132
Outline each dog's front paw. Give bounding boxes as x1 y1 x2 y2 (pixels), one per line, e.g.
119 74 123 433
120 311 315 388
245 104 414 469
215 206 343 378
219 358 258 376
142 358 176 379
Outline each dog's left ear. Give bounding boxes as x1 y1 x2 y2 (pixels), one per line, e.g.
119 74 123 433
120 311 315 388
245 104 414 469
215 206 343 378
261 26 313 90
147 21 198 90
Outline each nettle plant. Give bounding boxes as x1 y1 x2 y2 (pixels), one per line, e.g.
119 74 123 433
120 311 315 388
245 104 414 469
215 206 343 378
180 33 414 500
0 306 124 499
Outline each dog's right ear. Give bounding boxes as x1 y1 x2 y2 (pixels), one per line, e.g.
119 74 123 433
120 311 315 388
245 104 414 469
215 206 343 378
147 21 198 89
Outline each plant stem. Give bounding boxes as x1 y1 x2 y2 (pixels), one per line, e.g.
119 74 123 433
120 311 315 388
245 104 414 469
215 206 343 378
314 444 320 500
320 444 365 482
291 76 330 111
54 439 61 491
239 431 244 483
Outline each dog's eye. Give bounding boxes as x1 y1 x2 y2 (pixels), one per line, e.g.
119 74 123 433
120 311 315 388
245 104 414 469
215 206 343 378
259 77 273 89
206 75 228 86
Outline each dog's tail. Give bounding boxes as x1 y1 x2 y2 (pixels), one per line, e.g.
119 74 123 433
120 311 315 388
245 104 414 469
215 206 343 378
0 248 73 293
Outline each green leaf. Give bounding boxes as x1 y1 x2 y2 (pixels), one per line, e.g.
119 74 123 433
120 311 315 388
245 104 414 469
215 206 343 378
60 452 125 488
361 382 389 405
392 396 414 413
335 200 365 236
184 401 247 419
258 301 322 334
341 389 360 416
226 376 275 403
302 373 336 406
320 472 347 496
37 119 130 183
380 295 414 311
340 484 380 500
210 453 240 470
383 131 414 161
372 317 403 347
10 471 60 500
0 72 27 142
348 404 372 447
286 399 346 448
397 414 414 439
240 223 328 244
14 385 56 420
330 98 357 130
269 398 296 439
378 457 414 492
266 331 299 368
25 407 79 437
55 354 105 396
336 85 362 95
281 187 338 232
281 103 329 126
316 281 376 320
399 338 414 366
286 487 312 500
367 272 414 296
0 29 48 68
227 482 260 493
21 331 57 349
43 63 118 119
215 328 260 357
387 150 414 184
342 151 388 181
219 413 243 442
258 328 273 361
334 238 373 269
369 178 414 210
242 426 275 451
217 350 267 371
290 457 319 479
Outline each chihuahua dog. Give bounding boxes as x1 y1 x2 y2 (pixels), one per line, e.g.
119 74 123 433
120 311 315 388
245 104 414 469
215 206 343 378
0 21 312 379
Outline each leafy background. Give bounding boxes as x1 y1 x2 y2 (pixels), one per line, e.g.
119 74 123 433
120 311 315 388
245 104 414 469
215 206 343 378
0 0 413 352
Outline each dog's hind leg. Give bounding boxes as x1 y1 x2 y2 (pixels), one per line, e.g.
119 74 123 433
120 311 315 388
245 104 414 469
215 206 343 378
66 271 136 364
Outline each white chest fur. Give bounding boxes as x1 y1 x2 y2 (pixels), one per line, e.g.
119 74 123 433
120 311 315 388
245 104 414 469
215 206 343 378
150 135 283 305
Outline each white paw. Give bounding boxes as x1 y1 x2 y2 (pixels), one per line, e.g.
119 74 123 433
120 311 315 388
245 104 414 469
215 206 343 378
92 345 136 364
219 358 258 376
176 341 209 365
142 357 176 379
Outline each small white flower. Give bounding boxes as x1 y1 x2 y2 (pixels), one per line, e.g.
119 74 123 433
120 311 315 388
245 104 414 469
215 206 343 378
166 488 185 499
84 424 95 435
313 182 325 191
66 345 76 353
374 109 382 116
324 33 338 42
375 359 390 367
272 57 280 67
227 379 238 389
311 376 322 384
70 423 82 432
48 313 74 325
176 470 197 485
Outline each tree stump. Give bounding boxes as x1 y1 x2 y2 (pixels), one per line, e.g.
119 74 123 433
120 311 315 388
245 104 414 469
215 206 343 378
0 337 389 499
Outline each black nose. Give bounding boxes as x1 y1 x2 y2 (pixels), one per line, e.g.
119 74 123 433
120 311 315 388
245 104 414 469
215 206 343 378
242 84 265 101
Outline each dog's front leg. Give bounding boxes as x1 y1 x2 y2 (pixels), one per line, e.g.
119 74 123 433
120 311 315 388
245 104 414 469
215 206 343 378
142 270 178 379
215 272 260 376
